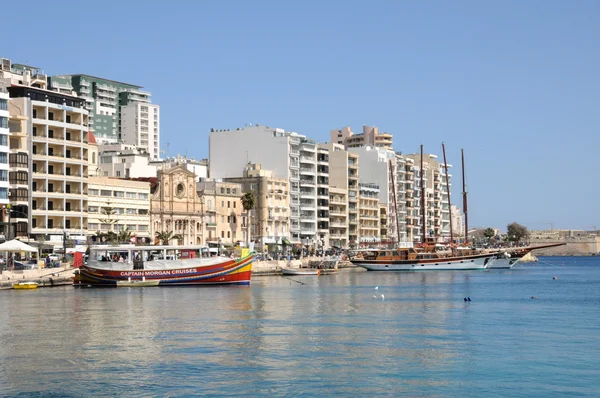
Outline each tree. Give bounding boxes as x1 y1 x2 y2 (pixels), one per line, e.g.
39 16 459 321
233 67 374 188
155 230 183 245
484 228 495 241
241 191 256 248
507 222 529 243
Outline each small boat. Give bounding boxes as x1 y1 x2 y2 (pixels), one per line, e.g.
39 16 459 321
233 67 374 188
281 268 320 276
73 245 253 287
14 282 38 290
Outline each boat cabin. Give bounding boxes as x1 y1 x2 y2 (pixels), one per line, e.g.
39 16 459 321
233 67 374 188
90 245 206 270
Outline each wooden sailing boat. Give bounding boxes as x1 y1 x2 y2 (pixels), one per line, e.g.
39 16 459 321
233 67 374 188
349 145 497 271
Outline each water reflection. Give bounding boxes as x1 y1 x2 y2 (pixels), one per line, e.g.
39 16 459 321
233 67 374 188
2 267 595 396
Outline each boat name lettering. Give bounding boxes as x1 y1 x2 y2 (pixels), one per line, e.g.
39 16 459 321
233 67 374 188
119 269 196 277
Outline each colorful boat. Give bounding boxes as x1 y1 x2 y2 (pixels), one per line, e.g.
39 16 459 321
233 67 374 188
14 282 38 290
73 245 252 287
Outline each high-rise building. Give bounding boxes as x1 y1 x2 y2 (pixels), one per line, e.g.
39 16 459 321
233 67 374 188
210 125 327 246
328 187 348 248
121 102 160 160
49 74 157 152
8 84 89 244
0 81 10 239
358 183 380 245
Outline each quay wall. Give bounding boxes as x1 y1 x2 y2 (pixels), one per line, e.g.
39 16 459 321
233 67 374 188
531 238 600 256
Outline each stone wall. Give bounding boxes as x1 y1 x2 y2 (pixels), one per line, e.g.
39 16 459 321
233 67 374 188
533 238 600 256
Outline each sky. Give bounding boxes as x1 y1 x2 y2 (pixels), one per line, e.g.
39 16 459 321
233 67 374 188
2 0 598 231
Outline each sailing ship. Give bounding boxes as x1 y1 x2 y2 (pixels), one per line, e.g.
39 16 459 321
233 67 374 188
350 144 497 271
73 245 252 287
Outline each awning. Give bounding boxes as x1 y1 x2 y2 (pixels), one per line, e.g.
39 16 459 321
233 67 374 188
281 238 291 245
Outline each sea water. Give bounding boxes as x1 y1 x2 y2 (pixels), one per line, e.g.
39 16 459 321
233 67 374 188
0 256 598 397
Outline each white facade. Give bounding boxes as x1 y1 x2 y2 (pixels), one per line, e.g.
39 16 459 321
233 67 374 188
121 102 160 160
209 125 324 245
151 155 208 181
0 86 9 209
98 143 158 178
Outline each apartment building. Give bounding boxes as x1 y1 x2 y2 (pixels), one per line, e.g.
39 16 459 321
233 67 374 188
87 176 151 242
8 85 89 244
97 143 157 178
358 183 380 245
49 74 155 148
0 83 9 215
330 125 393 151
121 102 160 160
223 163 290 247
152 155 208 181
197 180 245 246
349 146 408 243
209 125 326 246
316 146 329 249
405 153 452 242
329 187 348 248
322 143 359 246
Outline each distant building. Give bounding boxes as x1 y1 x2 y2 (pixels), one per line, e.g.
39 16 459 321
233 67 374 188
87 176 151 243
98 143 157 178
330 125 393 151
197 179 245 246
152 155 208 181
121 102 160 160
358 183 380 245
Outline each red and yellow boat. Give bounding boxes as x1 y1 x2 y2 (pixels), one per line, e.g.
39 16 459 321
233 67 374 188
73 245 252 287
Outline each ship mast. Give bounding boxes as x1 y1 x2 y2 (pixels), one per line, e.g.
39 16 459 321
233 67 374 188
461 149 468 244
442 143 453 243
420 145 426 243
389 160 401 247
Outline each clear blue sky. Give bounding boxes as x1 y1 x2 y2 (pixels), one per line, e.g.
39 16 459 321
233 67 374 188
3 0 598 231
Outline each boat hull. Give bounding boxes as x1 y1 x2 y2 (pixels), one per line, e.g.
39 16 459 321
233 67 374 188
351 253 495 271
487 257 520 269
14 282 38 290
281 268 320 276
74 254 252 287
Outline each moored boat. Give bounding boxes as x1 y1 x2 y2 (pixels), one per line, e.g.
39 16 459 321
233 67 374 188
14 282 38 290
281 268 320 276
350 247 496 271
73 245 252 287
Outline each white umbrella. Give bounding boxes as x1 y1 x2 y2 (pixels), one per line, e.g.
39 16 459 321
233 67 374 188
0 239 38 252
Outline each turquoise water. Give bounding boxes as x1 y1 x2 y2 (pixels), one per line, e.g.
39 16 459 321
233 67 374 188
0 256 598 397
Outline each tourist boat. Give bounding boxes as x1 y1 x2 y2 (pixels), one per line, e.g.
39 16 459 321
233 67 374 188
350 246 496 271
73 245 252 287
489 243 566 269
281 268 321 276
351 145 497 272
14 281 38 290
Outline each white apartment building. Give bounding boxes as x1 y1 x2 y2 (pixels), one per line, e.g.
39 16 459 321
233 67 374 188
450 204 464 240
97 143 157 178
9 86 89 244
358 183 380 245
87 176 151 242
348 146 408 243
0 83 9 214
210 125 326 246
316 146 330 249
121 102 160 160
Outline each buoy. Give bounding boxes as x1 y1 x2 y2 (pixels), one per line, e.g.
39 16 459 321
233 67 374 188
531 296 536 299
553 276 558 280
381 294 385 301
467 297 472 301
374 286 379 290
464 297 468 302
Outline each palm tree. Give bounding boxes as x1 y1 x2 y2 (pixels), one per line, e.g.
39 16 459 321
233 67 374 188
154 230 183 246
241 192 256 248
117 229 133 244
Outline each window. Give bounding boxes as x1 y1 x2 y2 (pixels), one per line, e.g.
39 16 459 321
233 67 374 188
138 193 148 200
113 191 124 198
233 202 236 208
88 223 99 230
0 117 7 129
126 192 136 199
227 231 230 238
220 188 225 194
126 224 136 231
138 225 148 232
0 188 7 199
227 201 230 208
116 171 120 177
232 189 237 194
227 188 230 194
0 99 7 111
88 206 98 213
114 208 124 214
227 216 230 223
126 209 136 214
221 231 224 238
0 134 7 146
0 170 7 181
88 189 99 196
100 190 111 197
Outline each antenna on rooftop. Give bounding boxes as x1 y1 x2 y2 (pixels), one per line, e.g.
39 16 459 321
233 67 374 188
161 142 170 158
